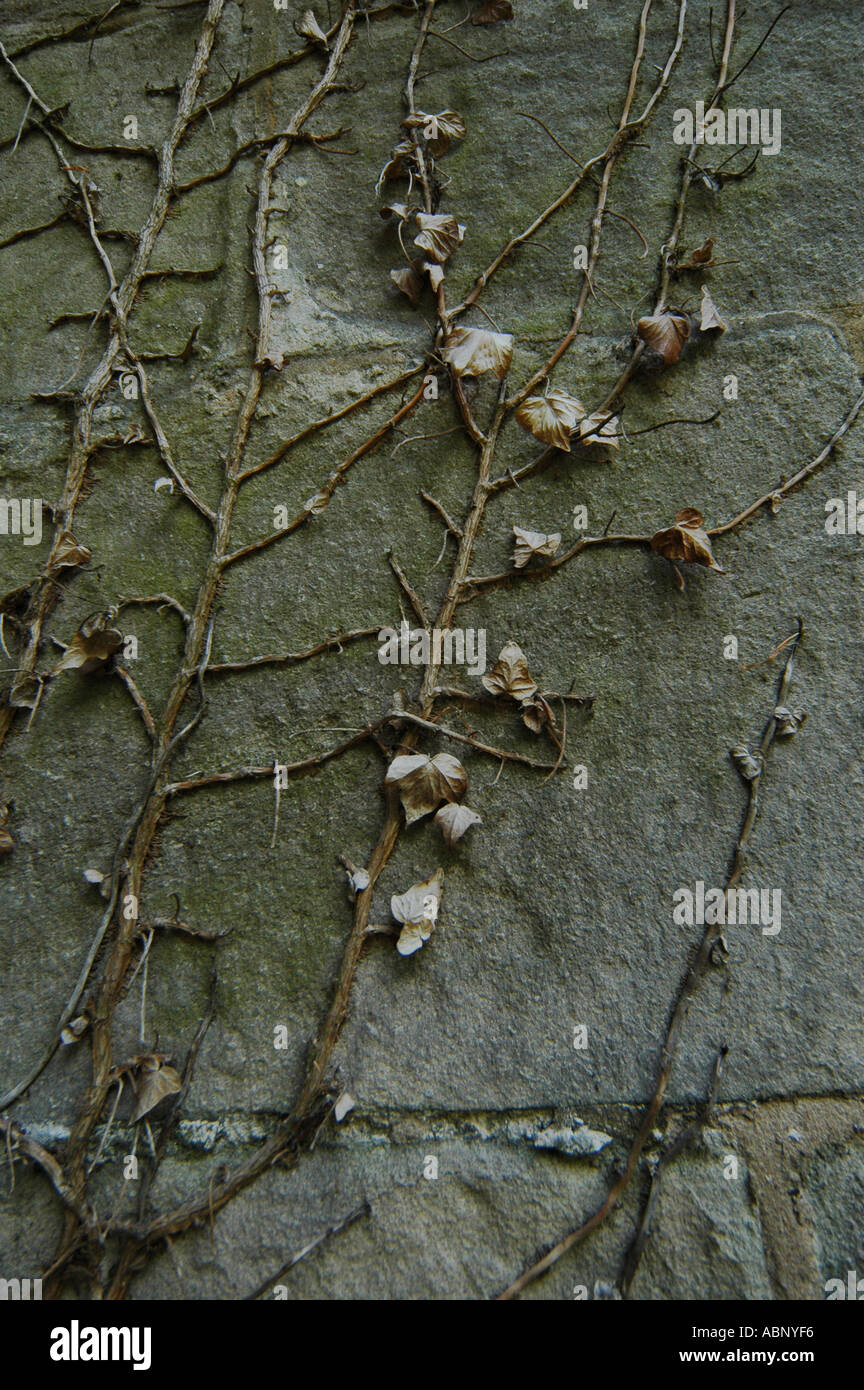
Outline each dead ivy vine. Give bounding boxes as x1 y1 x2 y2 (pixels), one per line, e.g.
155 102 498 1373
0 0 862 1300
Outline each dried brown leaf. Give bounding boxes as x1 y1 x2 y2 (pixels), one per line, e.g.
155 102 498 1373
130 1057 182 1122
472 0 514 22
413 212 466 265
578 411 620 449
385 752 468 824
294 9 328 47
730 745 763 781
54 614 123 675
637 309 691 365
512 526 561 569
678 236 716 269
515 389 585 451
482 640 538 701
650 508 725 573
403 109 466 158
699 286 727 332
48 531 92 573
441 326 513 379
434 802 482 846
391 868 444 956
390 264 424 306
520 693 555 734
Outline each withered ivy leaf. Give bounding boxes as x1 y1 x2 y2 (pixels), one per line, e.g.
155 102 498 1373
650 509 725 574
391 868 444 956
60 1015 89 1046
48 531 92 573
482 640 538 702
472 0 514 22
425 261 444 291
515 389 585 451
578 411 620 449
385 752 468 824
435 802 482 846
402 110 466 158
699 286 726 332
294 9 328 47
678 236 716 269
130 1057 182 1122
83 867 105 886
730 745 763 781
380 202 410 222
375 140 414 196
520 692 556 734
342 858 370 899
54 614 123 675
637 309 691 365
774 705 806 738
512 526 561 569
441 326 513 379
0 804 12 855
390 265 424 306
413 212 466 264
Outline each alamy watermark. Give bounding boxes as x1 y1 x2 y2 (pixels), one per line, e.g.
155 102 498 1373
378 620 486 676
673 880 781 936
673 101 781 157
0 497 42 546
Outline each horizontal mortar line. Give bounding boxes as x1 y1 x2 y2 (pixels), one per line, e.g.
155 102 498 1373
11 1091 863 1154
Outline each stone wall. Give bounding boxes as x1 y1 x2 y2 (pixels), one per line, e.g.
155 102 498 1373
0 0 862 1300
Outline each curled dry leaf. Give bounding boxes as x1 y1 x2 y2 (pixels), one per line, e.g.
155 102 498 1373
650 508 725 574
342 857 370 899
515 389 585 451
413 212 466 265
390 265 424 305
385 752 468 824
677 236 716 270
83 867 104 886
0 804 12 855
379 202 410 222
294 9 328 48
482 640 537 702
375 140 414 196
435 802 482 846
578 411 620 449
153 477 174 495
441 326 513 379
130 1057 182 1122
472 0 514 21
774 705 806 738
391 868 444 957
60 1015 89 1046
512 526 561 569
699 286 726 332
520 692 555 734
391 259 444 304
54 613 123 675
403 110 466 158
48 531 91 573
637 309 691 365
730 745 763 782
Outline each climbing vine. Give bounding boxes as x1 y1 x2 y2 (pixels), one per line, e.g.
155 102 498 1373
0 0 861 1300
